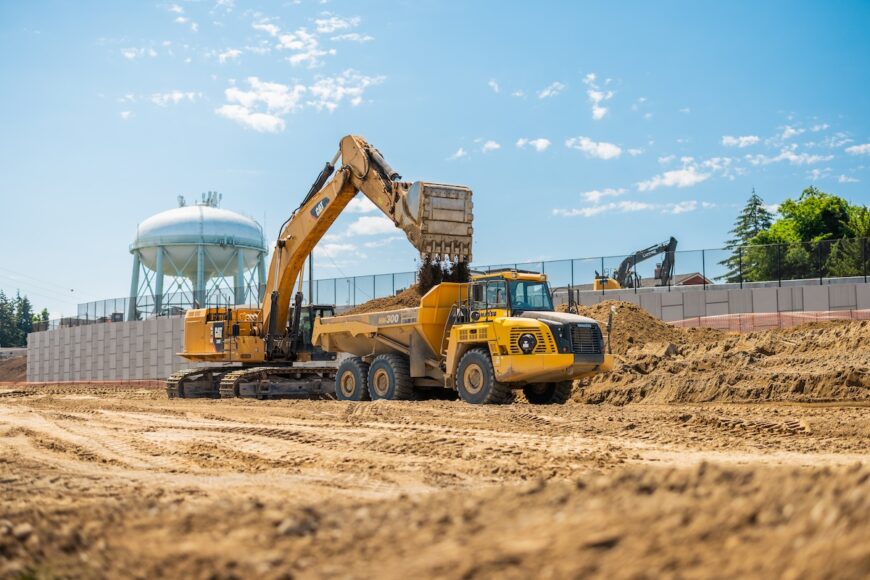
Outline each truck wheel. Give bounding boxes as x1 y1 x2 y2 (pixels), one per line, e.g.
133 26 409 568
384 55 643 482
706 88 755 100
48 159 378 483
523 381 573 405
367 354 414 401
456 348 513 405
335 358 371 401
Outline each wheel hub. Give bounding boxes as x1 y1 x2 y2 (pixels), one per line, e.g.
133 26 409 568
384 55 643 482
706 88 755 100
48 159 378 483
339 371 356 397
463 363 484 395
373 368 390 396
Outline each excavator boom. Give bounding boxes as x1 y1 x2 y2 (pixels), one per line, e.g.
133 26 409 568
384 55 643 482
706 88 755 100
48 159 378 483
260 135 473 352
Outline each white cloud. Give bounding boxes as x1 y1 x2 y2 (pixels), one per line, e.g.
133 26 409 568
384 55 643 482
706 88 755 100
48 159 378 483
488 79 499 93
316 242 358 258
331 33 373 42
582 73 614 120
658 154 676 165
515 138 551 152
511 90 525 98
679 107 691 114
306 70 384 111
363 236 400 249
667 200 698 214
121 47 156 60
807 167 831 181
746 146 834 166
215 71 383 131
721 135 759 148
314 15 361 34
481 140 501 153
253 21 280 37
215 105 285 133
811 123 829 132
845 143 870 156
581 188 625 203
218 48 242 64
346 196 377 213
537 81 565 99
168 4 183 14
119 111 132 120
175 16 188 24
553 199 710 218
347 216 395 236
838 174 859 183
190 22 199 33
564 136 621 160
448 147 467 160
150 90 199 106
636 167 710 191
278 27 335 68
626 148 643 156
780 125 804 140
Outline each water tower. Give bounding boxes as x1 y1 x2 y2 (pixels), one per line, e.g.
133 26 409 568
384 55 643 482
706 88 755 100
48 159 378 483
128 192 268 320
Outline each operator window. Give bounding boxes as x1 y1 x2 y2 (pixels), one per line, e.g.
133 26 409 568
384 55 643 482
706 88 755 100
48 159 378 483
509 281 553 311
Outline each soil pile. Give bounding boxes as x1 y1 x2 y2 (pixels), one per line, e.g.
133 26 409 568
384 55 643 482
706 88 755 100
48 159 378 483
578 317 870 405
342 285 422 315
561 300 721 355
0 355 26 382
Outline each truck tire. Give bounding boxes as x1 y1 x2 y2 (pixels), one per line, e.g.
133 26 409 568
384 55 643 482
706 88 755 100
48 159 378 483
335 357 371 401
456 348 513 405
367 354 414 401
523 381 573 405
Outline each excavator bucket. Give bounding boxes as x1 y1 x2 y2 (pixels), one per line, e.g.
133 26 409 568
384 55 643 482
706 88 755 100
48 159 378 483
397 181 474 262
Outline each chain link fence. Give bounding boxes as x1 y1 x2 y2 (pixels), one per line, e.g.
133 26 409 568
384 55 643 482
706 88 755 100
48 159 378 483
33 237 870 332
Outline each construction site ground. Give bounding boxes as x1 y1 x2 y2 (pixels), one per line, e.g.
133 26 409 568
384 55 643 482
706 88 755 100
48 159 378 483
2 305 869 578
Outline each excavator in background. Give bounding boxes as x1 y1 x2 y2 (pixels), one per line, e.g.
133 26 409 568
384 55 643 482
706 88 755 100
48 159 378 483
593 237 678 291
166 135 474 399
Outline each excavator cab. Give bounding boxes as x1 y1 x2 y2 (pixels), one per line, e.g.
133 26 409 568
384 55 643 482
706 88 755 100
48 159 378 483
289 304 337 362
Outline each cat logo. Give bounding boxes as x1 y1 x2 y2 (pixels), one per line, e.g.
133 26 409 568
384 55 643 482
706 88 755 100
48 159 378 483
311 197 330 218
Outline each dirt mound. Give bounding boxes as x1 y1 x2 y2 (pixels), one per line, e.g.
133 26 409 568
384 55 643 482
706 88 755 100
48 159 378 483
343 285 422 315
577 318 870 405
561 300 722 355
0 356 26 382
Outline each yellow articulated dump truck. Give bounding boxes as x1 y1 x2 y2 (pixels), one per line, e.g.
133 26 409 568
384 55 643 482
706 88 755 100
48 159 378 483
313 270 614 405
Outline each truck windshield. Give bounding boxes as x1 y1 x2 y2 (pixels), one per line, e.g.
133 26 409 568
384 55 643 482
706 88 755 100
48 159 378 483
509 280 553 312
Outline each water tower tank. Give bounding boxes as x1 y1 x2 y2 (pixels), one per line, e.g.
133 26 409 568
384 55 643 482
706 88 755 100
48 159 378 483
128 192 268 320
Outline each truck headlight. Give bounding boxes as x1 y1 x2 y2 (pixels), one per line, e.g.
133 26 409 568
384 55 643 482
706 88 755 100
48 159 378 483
518 333 537 354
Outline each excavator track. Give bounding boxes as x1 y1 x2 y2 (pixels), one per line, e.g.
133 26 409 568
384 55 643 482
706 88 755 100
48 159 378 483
166 367 241 399
219 366 337 400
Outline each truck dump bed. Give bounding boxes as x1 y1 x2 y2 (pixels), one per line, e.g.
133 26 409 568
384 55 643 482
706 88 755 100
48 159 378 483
312 283 465 370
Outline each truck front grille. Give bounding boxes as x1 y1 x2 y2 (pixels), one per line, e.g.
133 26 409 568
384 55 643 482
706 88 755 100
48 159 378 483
570 324 603 355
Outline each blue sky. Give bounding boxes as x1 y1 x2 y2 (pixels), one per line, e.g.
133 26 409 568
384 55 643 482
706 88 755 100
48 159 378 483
1 0 869 316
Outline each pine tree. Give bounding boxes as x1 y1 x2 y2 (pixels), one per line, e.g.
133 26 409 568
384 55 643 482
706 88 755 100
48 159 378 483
14 292 33 346
0 290 13 347
718 189 774 282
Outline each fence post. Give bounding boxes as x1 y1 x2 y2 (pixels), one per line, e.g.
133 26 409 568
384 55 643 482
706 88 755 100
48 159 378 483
633 253 638 294
776 244 782 287
702 250 706 290
353 277 356 307
864 238 867 284
570 260 574 287
600 257 605 296
738 246 743 289
817 242 823 285
373 276 376 300
392 273 395 295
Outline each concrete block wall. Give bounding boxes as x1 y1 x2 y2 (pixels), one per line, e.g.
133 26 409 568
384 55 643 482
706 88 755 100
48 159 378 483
26 281 870 382
557 281 870 323
27 317 195 383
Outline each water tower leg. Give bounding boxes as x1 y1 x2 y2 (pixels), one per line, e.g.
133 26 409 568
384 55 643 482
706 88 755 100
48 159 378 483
154 247 164 315
257 254 267 303
127 252 141 321
235 248 245 305
196 246 205 308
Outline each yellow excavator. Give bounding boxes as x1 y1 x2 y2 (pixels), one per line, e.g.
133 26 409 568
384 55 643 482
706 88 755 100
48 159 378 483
166 135 473 398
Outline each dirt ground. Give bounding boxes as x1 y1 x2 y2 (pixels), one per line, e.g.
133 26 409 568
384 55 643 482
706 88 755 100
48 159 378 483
0 355 26 382
1 382 868 579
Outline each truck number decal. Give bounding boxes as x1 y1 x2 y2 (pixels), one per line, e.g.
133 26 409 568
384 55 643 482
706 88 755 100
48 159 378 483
377 313 401 325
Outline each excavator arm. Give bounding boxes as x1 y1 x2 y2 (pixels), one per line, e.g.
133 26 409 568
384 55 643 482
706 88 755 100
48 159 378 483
260 135 473 358
612 237 678 288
